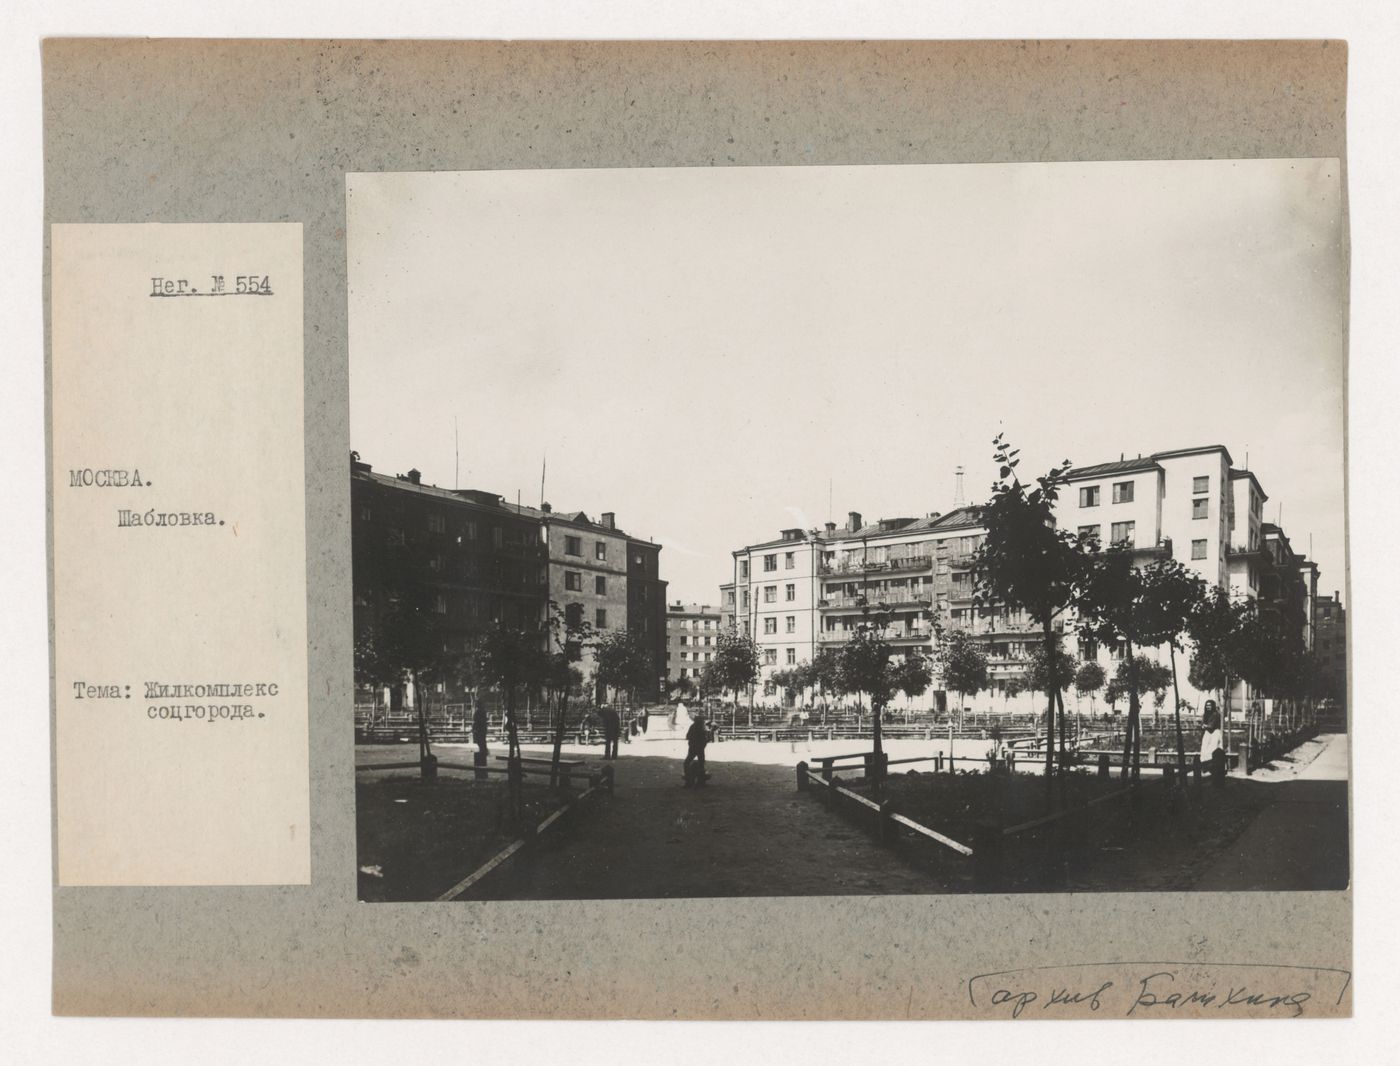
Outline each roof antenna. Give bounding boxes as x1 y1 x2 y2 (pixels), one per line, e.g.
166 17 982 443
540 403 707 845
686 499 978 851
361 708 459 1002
454 416 459 489
953 466 966 509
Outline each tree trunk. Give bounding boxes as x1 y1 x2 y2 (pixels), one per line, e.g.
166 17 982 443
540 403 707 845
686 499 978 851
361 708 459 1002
550 688 570 788
1042 619 1056 806
1169 644 1186 781
1121 640 1141 782
505 684 522 820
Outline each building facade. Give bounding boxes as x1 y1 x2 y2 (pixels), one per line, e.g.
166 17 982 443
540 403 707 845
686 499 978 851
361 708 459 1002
718 443 1326 714
1062 444 1320 710
352 455 667 708
665 601 724 689
1313 590 1347 707
723 507 1032 708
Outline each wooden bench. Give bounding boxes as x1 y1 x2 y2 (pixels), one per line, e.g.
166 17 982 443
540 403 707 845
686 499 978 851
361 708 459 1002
495 755 585 772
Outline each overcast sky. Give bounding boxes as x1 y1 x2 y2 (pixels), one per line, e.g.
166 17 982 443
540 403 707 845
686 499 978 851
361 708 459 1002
347 160 1346 606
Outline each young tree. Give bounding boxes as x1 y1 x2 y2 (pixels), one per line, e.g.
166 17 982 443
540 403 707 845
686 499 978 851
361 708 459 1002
542 601 592 786
1074 660 1106 716
837 607 898 776
975 435 1095 801
1002 675 1026 714
1187 585 1248 728
1078 549 1195 781
811 646 847 716
935 628 989 723
1134 560 1207 776
1026 636 1078 764
709 627 762 720
890 650 935 709
592 629 655 708
479 619 550 816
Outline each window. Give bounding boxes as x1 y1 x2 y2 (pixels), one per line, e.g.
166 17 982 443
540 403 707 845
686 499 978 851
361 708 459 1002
565 535 582 556
763 586 777 603
679 635 688 646
491 526 503 548
741 591 749 610
1192 539 1208 560
434 593 447 614
739 560 749 579
704 619 713 629
785 552 795 569
1193 475 1210 494
595 575 607 594
1193 498 1209 520
1110 521 1136 547
704 653 711 662
764 618 777 635
358 505 372 522
764 554 777 572
427 512 445 533
704 636 712 646
1079 485 1100 507
463 520 477 541
1112 481 1134 504
786 648 797 665
764 648 778 665
595 609 608 629
1078 524 1101 542
678 651 687 661
724 591 735 607
595 541 607 561
785 583 796 602
785 616 796 634
565 571 582 592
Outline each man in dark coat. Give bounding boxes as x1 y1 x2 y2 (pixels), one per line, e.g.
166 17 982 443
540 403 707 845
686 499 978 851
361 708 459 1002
684 713 710 786
600 706 621 760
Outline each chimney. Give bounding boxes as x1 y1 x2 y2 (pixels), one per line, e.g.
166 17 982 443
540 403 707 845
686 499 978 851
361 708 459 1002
601 512 616 530
541 502 552 513
825 521 837 534
407 468 421 485
848 511 862 532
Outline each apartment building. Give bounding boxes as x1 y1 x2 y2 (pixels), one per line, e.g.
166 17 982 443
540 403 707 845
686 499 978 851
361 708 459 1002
665 601 724 687
1062 444 1320 708
352 455 667 707
718 443 1325 712
724 508 1035 707
1313 590 1347 706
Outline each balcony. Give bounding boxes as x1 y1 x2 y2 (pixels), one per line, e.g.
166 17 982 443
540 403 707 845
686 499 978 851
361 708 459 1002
821 591 933 610
817 555 933 576
946 553 977 570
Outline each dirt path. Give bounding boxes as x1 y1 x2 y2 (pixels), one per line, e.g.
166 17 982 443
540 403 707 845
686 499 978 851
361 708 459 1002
469 750 948 899
1191 734 1349 891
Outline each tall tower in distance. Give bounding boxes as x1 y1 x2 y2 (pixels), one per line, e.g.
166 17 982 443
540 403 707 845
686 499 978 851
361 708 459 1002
953 465 966 509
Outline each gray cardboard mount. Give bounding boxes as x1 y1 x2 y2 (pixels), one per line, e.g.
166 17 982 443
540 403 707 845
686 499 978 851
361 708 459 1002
44 39 1350 1019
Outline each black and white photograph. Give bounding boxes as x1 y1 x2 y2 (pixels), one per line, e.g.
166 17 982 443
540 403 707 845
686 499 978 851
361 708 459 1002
347 159 1348 902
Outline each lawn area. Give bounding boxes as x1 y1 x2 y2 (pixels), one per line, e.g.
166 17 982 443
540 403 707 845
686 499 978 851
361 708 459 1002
855 768 1278 892
356 774 562 901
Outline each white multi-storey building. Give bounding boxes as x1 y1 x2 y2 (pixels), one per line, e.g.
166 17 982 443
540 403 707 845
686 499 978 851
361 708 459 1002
1062 444 1317 710
719 444 1322 714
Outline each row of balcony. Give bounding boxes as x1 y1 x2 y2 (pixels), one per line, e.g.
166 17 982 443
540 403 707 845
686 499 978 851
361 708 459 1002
818 591 935 609
817 627 936 643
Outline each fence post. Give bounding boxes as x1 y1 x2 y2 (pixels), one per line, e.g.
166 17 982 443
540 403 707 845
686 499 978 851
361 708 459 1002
973 821 1004 892
1097 752 1110 779
796 760 809 792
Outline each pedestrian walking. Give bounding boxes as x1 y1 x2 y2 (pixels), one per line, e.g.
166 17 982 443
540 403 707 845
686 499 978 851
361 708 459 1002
683 712 711 786
472 699 489 759
601 706 621 760
1200 701 1225 786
